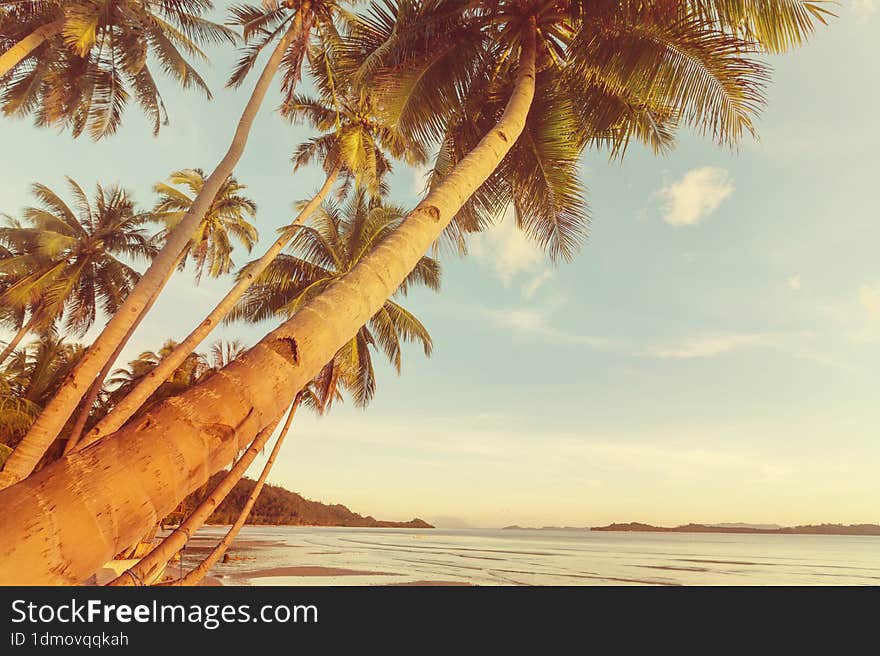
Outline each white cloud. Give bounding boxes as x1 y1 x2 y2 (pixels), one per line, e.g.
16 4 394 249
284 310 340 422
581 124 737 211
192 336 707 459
852 0 877 18
650 333 784 359
522 269 554 300
851 283 880 343
486 308 550 334
659 167 734 226
859 284 880 321
411 164 431 196
483 311 815 363
471 207 545 284
787 275 802 291
482 307 613 349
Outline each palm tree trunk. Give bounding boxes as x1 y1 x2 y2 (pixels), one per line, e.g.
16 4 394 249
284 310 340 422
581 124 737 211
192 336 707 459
0 19 64 79
0 22 536 585
108 397 298 586
0 313 38 366
165 394 298 586
79 163 340 449
64 250 187 454
0 9 312 490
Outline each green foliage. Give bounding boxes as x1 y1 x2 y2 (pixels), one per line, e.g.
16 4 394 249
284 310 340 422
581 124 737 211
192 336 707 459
104 338 242 421
284 13 428 201
0 178 157 336
226 0 342 118
176 470 431 527
0 331 84 449
0 1 235 139
152 168 259 283
346 0 830 259
228 190 439 407
0 0 829 479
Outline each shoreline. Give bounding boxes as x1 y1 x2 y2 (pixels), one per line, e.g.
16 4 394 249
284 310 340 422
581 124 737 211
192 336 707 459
163 525 880 587
503 522 880 537
168 531 464 587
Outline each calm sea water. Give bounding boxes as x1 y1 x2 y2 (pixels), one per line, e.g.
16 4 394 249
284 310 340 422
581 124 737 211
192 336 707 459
182 525 880 586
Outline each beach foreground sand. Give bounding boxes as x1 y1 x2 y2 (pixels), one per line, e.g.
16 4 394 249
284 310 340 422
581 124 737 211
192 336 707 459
165 530 473 586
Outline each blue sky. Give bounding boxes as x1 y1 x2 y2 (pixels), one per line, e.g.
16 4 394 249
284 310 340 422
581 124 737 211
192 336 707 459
1 3 878 528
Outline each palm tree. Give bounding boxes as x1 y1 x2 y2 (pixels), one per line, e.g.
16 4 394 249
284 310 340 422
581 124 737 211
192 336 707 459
118 191 438 585
153 169 259 284
0 222 47 363
0 1 64 78
64 170 258 451
0 0 234 139
0 332 84 465
111 353 347 587
9 0 345 472
0 179 156 366
65 338 216 455
158 203 440 587
169 395 300 586
164 379 339 586
0 378 40 454
108 341 210 408
0 179 156 458
286 36 428 198
80 41 428 446
228 191 438 406
208 339 248 370
0 1 830 583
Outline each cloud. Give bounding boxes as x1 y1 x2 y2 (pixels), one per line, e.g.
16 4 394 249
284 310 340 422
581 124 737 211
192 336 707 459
852 0 877 18
486 308 550 334
481 304 832 367
787 275 802 291
411 164 431 196
471 207 546 284
650 333 785 359
859 284 880 321
482 307 613 349
851 283 880 343
659 167 734 226
483 311 814 363
523 269 554 300
288 413 798 485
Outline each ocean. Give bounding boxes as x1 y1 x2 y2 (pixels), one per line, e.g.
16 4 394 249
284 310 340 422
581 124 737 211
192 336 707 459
176 525 880 586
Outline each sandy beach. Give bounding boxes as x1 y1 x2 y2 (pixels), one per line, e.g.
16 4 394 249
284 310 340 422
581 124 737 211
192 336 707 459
170 525 880 586
241 566 396 578
172 529 481 586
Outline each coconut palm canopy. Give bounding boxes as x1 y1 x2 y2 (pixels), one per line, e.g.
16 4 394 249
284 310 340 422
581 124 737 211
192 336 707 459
152 168 259 283
0 0 235 139
345 0 830 259
0 179 157 337
285 25 428 198
0 331 84 449
0 0 864 589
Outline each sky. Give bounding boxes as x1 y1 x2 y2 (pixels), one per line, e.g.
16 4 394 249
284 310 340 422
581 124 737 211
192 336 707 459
1 3 878 529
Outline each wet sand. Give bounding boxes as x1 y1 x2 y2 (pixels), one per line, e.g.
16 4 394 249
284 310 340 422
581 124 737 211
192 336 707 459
388 580 475 586
234 566 397 578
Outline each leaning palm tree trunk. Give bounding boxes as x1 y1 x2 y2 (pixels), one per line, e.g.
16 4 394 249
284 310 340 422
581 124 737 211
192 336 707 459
0 19 64 79
0 23 536 585
0 13 310 490
0 313 38 365
64 249 188 453
164 394 299 586
78 164 340 449
108 402 293 587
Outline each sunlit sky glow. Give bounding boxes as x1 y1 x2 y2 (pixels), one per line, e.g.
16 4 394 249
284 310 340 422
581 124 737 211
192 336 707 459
1 5 877 528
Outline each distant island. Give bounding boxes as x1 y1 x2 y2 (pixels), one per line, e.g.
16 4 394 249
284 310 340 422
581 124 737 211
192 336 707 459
504 522 880 536
167 472 433 529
